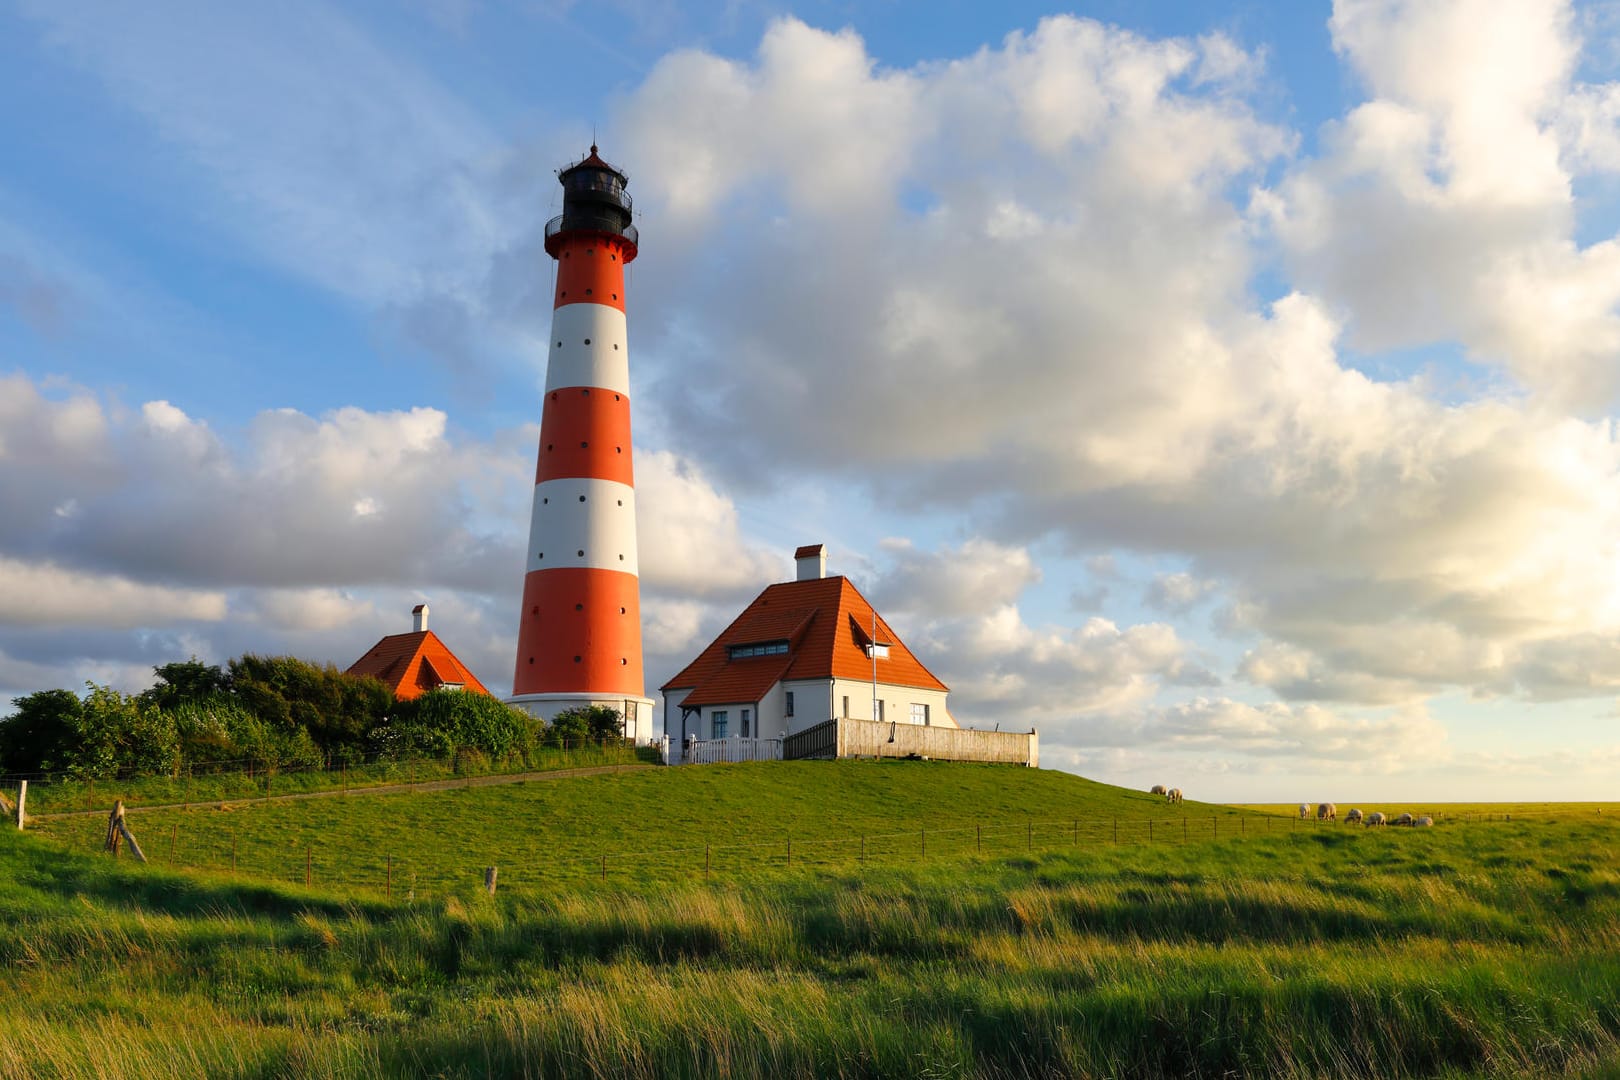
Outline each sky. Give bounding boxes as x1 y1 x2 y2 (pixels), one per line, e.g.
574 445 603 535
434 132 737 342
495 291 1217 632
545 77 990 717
4 0 1620 802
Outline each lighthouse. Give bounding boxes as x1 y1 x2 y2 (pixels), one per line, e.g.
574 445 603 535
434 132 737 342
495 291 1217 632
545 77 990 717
509 146 653 741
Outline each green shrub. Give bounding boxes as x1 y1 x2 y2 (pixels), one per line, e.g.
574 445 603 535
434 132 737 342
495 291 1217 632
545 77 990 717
0 688 83 774
395 690 534 762
545 705 623 747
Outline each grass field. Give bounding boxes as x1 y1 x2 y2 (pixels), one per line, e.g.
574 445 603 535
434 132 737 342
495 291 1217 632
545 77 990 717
10 741 657 817
29 760 1261 894
7 761 1620 1078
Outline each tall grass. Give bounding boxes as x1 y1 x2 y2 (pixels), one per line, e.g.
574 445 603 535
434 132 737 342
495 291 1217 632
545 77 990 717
4 792 1620 1078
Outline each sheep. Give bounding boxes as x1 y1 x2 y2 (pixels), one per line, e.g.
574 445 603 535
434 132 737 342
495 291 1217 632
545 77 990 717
1317 802 1336 821
1149 784 1167 795
1365 811 1387 827
1344 808 1363 824
1166 788 1183 803
1298 803 1310 819
1394 812 1415 827
1416 816 1434 827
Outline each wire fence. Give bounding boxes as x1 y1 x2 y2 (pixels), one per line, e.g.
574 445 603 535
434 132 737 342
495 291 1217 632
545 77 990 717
38 803 1589 902
5 740 658 817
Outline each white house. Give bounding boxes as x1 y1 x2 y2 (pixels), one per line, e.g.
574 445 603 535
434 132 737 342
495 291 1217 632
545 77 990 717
661 544 957 744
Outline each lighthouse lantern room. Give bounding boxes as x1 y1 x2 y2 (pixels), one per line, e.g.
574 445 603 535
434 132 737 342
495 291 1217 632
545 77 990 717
508 146 654 741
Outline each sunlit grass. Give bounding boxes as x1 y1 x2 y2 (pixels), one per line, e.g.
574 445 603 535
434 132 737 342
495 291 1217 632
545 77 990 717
7 763 1620 1077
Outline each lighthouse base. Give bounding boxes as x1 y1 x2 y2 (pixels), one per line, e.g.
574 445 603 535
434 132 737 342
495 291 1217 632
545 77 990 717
506 691 657 745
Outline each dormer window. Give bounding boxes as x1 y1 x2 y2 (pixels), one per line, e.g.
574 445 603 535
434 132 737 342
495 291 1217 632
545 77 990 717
728 640 789 660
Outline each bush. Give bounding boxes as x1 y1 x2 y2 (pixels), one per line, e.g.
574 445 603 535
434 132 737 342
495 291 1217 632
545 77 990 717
393 690 535 762
62 684 180 780
0 689 83 775
544 705 623 748
227 654 394 753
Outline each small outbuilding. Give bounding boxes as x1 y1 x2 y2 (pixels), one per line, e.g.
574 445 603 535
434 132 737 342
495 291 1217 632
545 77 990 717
346 604 491 701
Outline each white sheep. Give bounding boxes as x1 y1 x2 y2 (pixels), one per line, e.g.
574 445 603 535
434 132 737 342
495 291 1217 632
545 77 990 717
1345 808 1363 824
1298 803 1310 819
1394 812 1415 827
1317 802 1336 821
1416 816 1434 827
1149 784 1167 795
1166 787 1183 803
1365 811 1387 827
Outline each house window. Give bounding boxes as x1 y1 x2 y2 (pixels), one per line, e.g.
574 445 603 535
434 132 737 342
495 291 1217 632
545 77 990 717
741 709 752 737
712 711 728 739
911 703 929 726
727 640 789 660
841 695 849 718
784 691 795 718
877 699 885 722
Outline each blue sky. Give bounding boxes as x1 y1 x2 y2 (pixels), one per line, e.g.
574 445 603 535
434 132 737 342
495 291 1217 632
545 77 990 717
5 0 1620 801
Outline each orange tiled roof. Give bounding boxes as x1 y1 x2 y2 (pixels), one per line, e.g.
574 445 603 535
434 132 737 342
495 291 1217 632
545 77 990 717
661 576 948 701
346 630 491 701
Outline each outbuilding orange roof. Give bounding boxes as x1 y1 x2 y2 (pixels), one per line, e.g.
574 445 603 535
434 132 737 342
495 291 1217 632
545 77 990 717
662 576 947 705
346 630 491 701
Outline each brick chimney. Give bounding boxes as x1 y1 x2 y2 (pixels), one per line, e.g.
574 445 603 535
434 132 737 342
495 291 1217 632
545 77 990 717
795 544 827 581
412 603 429 633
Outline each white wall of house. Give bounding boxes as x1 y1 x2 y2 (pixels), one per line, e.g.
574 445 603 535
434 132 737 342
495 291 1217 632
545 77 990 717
662 678 956 743
828 678 957 729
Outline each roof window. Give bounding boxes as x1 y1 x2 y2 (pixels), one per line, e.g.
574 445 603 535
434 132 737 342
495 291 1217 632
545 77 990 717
728 640 789 660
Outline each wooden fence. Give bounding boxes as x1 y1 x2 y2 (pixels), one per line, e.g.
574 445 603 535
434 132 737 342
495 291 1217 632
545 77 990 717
781 717 1036 766
59 806 1546 899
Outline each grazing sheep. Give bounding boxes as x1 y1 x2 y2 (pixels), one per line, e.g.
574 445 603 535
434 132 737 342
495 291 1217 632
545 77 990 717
1394 812 1415 827
1298 803 1310 819
1416 816 1434 827
1166 788 1183 803
1317 802 1336 821
1345 808 1363 824
1150 784 1167 795
1365 811 1387 827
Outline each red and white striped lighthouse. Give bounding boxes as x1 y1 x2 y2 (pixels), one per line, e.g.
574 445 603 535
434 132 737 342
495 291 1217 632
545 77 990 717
509 146 653 739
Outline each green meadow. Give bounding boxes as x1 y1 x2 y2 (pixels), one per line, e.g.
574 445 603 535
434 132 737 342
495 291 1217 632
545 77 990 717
5 761 1620 1078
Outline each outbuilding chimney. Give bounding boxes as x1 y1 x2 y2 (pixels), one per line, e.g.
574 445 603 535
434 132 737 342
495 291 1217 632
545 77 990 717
412 603 429 633
795 544 827 581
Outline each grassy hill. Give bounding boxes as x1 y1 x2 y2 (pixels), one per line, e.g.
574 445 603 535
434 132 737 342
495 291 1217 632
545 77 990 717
7 760 1620 1078
30 759 1262 894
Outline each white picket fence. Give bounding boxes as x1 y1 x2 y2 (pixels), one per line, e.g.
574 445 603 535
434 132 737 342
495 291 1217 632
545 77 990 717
661 736 783 765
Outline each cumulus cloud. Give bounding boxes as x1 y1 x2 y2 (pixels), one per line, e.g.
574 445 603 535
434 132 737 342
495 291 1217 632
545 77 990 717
0 374 789 703
1265 0 1620 407
610 12 1620 731
870 537 1041 618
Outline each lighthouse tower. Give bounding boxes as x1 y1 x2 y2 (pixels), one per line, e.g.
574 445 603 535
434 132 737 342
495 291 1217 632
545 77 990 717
509 146 653 740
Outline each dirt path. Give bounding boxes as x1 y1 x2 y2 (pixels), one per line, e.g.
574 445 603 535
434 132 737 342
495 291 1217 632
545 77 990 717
29 762 656 820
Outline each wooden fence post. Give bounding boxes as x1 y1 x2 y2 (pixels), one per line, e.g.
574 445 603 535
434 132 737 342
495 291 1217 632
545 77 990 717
1149 820 1153 843
14 780 24 830
1027 820 1032 850
1184 819 1189 843
485 866 498 896
1112 818 1117 845
232 834 238 872
1213 816 1218 841
170 823 177 862
87 778 93 812
386 855 392 899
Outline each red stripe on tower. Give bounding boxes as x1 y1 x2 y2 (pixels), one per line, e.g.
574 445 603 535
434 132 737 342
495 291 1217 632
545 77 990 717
509 146 653 740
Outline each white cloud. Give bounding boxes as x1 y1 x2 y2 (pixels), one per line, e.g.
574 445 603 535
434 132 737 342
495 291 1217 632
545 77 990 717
0 556 226 628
